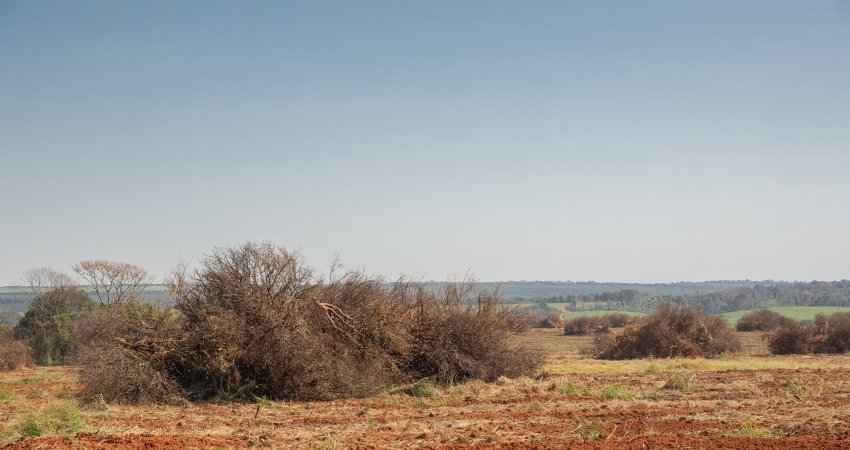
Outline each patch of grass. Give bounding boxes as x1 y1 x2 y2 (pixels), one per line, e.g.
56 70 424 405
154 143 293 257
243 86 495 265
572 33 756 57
597 383 634 399
558 379 590 397
662 373 697 390
0 385 15 402
724 423 773 438
783 379 807 397
4 403 88 440
311 434 344 450
42 403 87 435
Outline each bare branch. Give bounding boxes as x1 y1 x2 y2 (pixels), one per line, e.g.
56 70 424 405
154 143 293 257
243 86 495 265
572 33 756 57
72 260 153 306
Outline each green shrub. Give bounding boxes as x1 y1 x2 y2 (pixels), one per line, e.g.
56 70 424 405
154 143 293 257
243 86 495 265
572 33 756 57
15 413 42 438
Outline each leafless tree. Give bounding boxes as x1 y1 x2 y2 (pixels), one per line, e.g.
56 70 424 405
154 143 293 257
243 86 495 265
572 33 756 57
72 260 153 306
21 267 76 295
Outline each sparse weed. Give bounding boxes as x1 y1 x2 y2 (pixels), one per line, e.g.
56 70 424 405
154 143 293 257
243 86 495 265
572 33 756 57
558 379 590 397
577 419 601 438
663 373 697 390
724 423 773 438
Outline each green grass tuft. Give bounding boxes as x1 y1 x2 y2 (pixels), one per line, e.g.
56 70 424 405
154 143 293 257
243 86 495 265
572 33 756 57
558 379 590 397
597 383 634 399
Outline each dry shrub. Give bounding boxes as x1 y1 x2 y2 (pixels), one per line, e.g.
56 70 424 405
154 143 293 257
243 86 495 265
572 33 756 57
77 345 184 404
505 313 535 333
769 312 850 354
564 313 636 336
78 242 541 403
406 283 543 383
508 312 559 331
586 305 741 359
538 311 564 329
768 321 815 355
736 309 796 332
0 335 32 371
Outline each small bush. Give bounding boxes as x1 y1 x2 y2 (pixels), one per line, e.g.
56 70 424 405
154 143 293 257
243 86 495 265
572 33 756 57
505 314 535 333
587 305 742 359
769 312 850 354
537 312 563 329
14 413 42 438
564 313 636 336
0 336 32 371
768 321 815 354
736 309 796 332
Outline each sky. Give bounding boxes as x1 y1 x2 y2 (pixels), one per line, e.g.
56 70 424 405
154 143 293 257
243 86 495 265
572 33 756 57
1 1 850 284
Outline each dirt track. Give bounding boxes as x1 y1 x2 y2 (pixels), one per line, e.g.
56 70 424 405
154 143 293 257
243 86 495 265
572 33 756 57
3 330 850 449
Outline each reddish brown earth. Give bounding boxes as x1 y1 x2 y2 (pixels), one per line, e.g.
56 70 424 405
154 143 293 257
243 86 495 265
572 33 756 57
3 330 850 449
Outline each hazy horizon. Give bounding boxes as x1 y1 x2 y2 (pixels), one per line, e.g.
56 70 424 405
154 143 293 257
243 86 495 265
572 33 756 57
2 1 850 284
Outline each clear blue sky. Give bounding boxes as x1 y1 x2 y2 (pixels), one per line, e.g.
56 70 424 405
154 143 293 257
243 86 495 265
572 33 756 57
2 1 849 284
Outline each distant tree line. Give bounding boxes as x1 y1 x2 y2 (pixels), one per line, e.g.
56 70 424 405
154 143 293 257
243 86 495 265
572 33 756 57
566 281 850 314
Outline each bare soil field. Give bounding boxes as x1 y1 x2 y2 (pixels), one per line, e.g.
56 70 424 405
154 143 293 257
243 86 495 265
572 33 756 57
3 329 850 449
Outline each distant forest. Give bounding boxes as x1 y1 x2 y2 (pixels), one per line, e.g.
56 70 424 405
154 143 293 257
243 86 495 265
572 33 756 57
3 279 850 323
532 280 850 314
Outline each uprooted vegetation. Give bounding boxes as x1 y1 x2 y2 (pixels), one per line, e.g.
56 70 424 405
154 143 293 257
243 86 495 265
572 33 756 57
768 312 850 355
563 313 636 335
77 242 542 404
585 304 742 359
735 309 797 332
